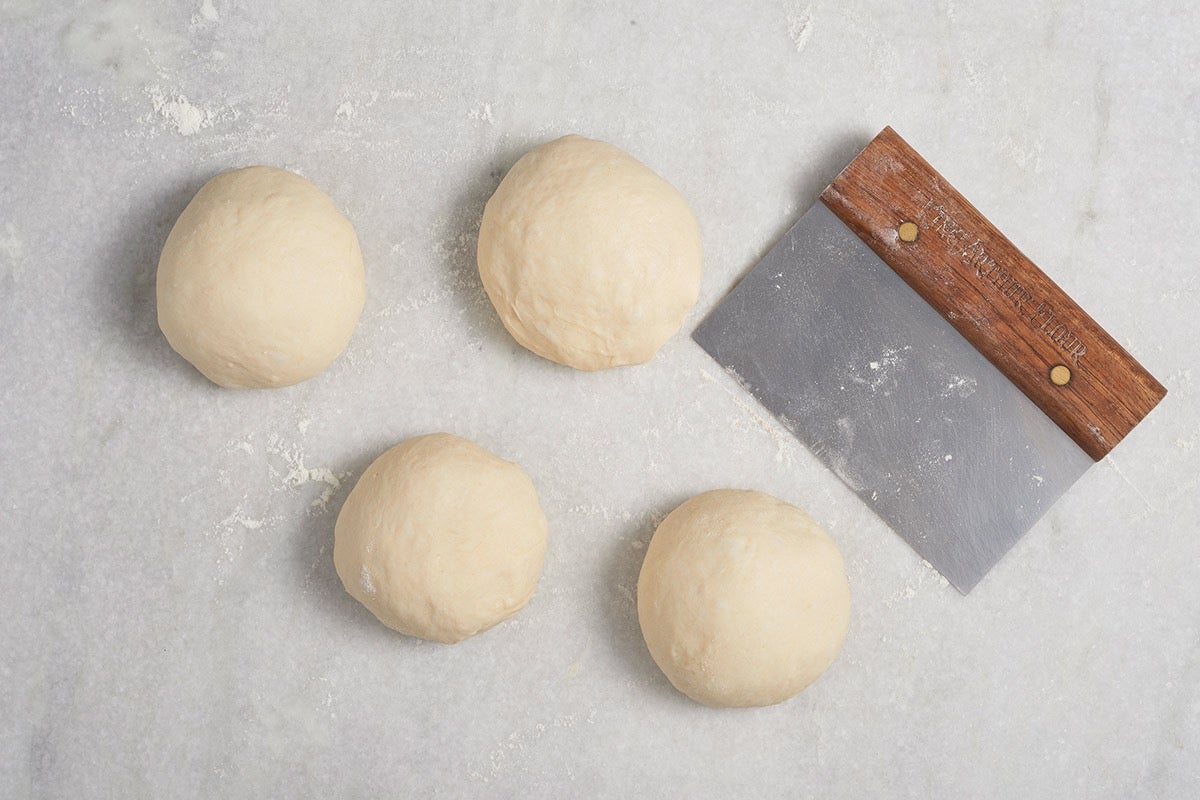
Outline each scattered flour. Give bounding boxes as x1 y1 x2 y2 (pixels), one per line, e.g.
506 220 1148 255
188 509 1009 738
786 6 815 53
221 509 265 530
884 561 951 607
469 101 495 124
857 345 911 391
57 4 242 138
566 503 633 523
208 501 277 583
699 367 799 466
372 285 459 317
267 434 348 511
469 711 597 784
1167 368 1193 394
942 375 978 398
335 91 380 121
144 85 214 135
359 566 376 595
206 432 349 580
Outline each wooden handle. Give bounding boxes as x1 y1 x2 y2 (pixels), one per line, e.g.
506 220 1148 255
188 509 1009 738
821 127 1165 461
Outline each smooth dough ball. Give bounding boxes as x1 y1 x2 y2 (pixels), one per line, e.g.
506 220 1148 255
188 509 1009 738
157 166 365 388
477 134 703 371
333 433 548 644
637 489 851 707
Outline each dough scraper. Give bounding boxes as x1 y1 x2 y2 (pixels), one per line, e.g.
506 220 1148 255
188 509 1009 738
694 127 1166 592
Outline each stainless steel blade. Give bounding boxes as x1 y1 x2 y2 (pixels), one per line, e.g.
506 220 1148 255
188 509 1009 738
693 202 1094 592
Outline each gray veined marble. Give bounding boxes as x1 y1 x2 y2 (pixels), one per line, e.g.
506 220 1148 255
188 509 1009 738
1 1 1197 798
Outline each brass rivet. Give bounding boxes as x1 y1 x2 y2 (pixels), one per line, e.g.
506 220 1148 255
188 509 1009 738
897 221 919 243
1049 365 1072 386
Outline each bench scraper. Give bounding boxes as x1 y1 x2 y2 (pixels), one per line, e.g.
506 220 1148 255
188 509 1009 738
694 127 1166 592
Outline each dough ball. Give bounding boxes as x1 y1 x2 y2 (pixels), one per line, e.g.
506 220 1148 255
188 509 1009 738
157 166 365 388
637 490 851 707
477 134 703 371
334 433 548 644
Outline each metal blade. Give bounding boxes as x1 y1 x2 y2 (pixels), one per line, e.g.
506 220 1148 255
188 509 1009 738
694 202 1093 592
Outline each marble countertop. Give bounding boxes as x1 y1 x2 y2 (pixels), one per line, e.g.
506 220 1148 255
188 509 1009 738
2 1 1198 797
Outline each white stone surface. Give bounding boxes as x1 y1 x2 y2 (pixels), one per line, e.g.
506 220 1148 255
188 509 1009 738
1 1 1197 797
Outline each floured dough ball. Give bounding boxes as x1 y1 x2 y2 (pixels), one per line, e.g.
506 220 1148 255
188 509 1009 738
157 166 365 388
334 433 548 644
637 490 851 707
477 134 703 371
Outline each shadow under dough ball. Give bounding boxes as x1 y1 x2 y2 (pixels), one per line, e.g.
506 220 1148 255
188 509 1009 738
333 433 549 644
156 166 365 388
637 489 852 708
477 134 704 371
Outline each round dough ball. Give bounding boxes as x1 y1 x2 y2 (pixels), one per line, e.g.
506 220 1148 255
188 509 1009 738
637 489 851 707
334 433 548 644
477 134 703 371
157 166 365 388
